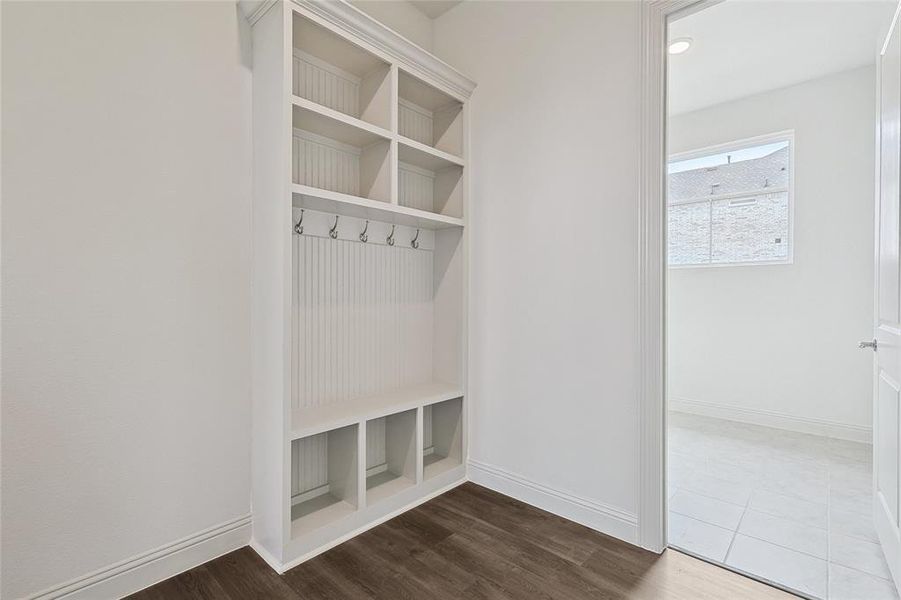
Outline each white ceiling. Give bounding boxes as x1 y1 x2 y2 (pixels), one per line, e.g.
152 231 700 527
668 0 896 115
409 0 462 19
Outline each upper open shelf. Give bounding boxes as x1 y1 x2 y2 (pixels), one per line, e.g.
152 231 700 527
398 137 464 171
292 184 464 229
293 12 392 130
398 69 464 158
293 98 391 147
292 101 392 204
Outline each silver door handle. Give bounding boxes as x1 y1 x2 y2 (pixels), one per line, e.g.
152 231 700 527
859 339 877 351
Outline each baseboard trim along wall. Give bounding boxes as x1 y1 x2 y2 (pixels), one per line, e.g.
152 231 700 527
24 471 638 598
467 460 639 544
24 514 252 600
669 397 872 443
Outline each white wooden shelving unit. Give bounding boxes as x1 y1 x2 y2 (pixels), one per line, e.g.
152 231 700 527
245 0 475 571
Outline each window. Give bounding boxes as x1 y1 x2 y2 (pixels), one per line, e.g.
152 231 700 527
667 133 793 267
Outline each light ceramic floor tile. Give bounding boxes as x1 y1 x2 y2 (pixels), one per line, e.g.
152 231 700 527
831 505 880 544
757 467 829 504
726 534 827 599
749 489 828 529
667 459 696 488
678 470 753 506
830 485 872 518
829 563 899 600
706 457 761 486
828 438 873 465
830 533 893 581
668 512 735 563
670 488 745 531
669 412 886 599
831 464 873 495
738 509 827 559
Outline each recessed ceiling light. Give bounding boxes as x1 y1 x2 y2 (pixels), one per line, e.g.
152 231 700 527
668 37 692 55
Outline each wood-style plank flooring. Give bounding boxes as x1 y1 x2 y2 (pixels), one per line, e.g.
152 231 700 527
127 483 794 599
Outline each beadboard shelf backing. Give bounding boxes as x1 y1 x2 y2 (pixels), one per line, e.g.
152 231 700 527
423 397 463 480
398 70 463 157
291 424 359 537
292 105 392 202
398 161 463 218
366 409 418 506
250 0 473 570
290 224 465 421
293 12 392 130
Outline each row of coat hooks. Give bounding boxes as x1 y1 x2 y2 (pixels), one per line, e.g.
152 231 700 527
293 210 421 249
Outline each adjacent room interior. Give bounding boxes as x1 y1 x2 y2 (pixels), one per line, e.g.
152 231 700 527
666 2 897 599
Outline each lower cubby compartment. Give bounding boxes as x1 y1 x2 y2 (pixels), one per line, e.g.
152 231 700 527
365 409 417 505
291 424 359 538
423 397 463 480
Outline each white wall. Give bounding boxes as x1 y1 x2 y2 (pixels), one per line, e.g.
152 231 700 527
350 0 433 51
433 1 643 537
1 2 252 597
668 66 876 440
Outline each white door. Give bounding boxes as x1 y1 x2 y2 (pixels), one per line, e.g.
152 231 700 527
875 2 901 590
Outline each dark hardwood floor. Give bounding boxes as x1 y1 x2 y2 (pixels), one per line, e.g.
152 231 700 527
127 483 793 599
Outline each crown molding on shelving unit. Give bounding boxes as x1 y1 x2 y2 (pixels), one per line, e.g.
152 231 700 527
239 0 477 101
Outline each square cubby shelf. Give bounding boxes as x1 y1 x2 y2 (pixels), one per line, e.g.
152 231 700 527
293 12 391 130
423 397 463 480
366 409 417 505
290 424 359 538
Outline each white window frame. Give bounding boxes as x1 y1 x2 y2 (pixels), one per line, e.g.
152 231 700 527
667 130 795 269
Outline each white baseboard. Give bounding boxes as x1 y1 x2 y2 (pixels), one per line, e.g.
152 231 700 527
25 514 251 600
467 459 639 544
669 397 872 443
25 467 641 598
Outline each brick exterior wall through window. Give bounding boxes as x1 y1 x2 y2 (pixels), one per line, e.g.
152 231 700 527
668 143 791 266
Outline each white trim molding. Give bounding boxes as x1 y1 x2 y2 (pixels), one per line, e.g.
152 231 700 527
239 0 476 101
638 0 669 556
24 514 251 600
468 460 639 544
638 0 721 554
670 398 873 443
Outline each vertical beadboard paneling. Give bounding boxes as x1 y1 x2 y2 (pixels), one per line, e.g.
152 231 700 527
294 237 434 409
292 129 360 196
292 234 434 493
291 433 328 497
292 50 360 117
398 162 435 213
398 99 433 146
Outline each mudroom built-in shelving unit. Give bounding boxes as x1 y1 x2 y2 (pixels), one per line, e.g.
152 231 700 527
245 0 475 572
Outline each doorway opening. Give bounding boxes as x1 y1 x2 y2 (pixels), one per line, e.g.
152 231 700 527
662 2 900 599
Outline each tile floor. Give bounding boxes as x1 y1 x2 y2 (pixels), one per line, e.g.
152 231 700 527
668 411 899 600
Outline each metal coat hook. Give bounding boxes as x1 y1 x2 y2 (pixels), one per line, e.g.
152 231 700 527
386 225 396 246
359 220 369 243
293 209 304 235
411 229 420 250
329 216 339 239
